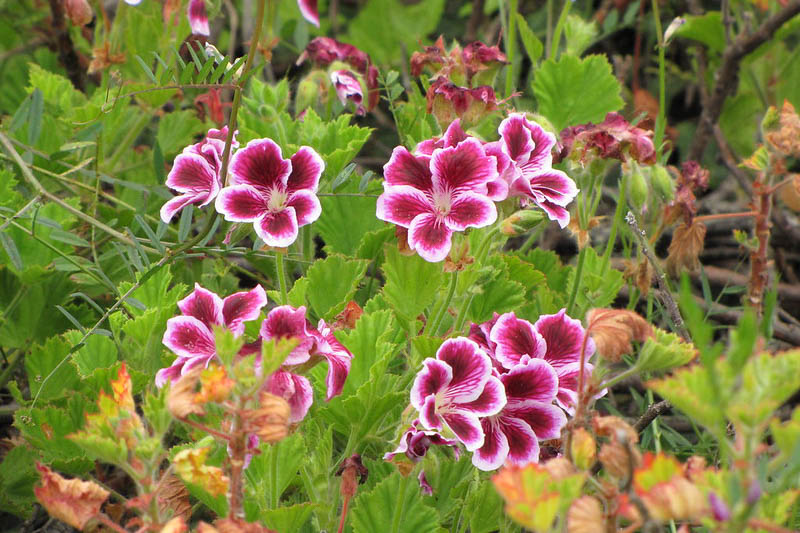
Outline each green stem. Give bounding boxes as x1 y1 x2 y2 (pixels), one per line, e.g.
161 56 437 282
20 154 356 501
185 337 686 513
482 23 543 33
452 293 475 335
602 179 626 269
566 245 587 315
545 0 554 59
275 252 288 305
475 225 502 263
598 364 642 391
651 0 667 157
504 0 519 97
107 113 150 171
426 271 458 336
219 0 266 186
550 0 573 60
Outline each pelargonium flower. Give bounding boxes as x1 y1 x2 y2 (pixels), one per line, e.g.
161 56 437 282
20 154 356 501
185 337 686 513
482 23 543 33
472 360 566 471
376 138 498 262
489 113 578 228
559 112 656 166
415 120 508 201
330 70 365 115
157 283 267 386
410 338 506 451
488 310 596 413
383 419 460 462
160 127 238 223
188 0 210 36
427 77 498 128
258 305 354 421
297 37 369 73
215 139 324 247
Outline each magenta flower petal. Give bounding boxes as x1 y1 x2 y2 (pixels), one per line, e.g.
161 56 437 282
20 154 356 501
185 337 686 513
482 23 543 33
489 312 547 369
419 394 441 431
430 138 497 193
441 411 484 451
457 375 507 416
383 419 460 462
502 416 541 465
506 401 567 441
444 191 497 231
472 418 510 471
498 114 536 165
255 207 299 248
311 321 353 400
552 362 594 414
155 358 188 388
260 306 314 365
383 147 434 191
160 192 207 223
162 316 216 360
418 471 433 496
501 359 559 404
215 185 269 222
526 170 580 207
286 190 322 226
165 152 219 195
376 185 432 227
221 285 268 336
442 119 469 148
408 212 454 263
533 309 593 368
436 338 492 403
178 283 225 329
187 0 210 36
266 370 313 423
534 200 571 228
287 146 324 193
296 0 319 26
410 358 454 409
229 138 291 192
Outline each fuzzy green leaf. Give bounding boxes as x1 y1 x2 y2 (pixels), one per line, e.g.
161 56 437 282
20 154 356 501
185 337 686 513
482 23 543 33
351 471 440 533
305 254 369 321
382 245 443 322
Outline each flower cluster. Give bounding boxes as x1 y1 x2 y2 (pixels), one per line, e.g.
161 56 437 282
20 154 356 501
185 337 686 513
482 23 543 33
377 114 578 262
160 128 325 248
296 37 379 116
157 285 353 424
558 112 656 166
388 309 594 473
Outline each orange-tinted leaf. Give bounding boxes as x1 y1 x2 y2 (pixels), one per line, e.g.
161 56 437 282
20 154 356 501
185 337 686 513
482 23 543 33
666 221 706 276
34 463 110 530
195 364 235 405
586 308 653 362
111 362 135 411
173 448 229 498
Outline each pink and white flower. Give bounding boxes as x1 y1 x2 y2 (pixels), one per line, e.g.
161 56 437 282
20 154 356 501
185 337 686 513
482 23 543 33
160 127 238 223
410 338 506 451
488 310 595 413
472 360 566 471
414 120 509 201
489 113 578 228
377 138 498 262
258 305 354 420
157 283 267 386
187 0 210 36
215 139 324 248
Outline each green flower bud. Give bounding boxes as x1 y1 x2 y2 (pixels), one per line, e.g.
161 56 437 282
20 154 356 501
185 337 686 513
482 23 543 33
625 162 649 210
651 164 675 202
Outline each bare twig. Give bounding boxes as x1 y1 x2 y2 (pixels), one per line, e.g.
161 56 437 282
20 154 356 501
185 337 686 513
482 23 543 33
689 0 800 161
626 211 691 341
633 400 672 433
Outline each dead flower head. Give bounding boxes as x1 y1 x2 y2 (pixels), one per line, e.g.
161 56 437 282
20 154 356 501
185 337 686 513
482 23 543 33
167 367 205 419
666 221 706 277
243 392 291 444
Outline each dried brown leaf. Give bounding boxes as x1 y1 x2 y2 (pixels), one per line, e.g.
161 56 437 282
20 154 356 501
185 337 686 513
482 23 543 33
567 496 605 533
666 221 706 276
586 308 653 362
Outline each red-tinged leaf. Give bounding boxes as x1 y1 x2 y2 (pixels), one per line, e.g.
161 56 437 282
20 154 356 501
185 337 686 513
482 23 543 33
34 463 109 529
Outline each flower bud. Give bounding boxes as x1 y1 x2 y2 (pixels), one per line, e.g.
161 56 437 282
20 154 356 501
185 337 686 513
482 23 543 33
295 70 329 116
64 0 93 26
746 479 762 505
570 428 596 470
625 162 649 211
651 164 674 201
708 492 731 522
501 209 546 235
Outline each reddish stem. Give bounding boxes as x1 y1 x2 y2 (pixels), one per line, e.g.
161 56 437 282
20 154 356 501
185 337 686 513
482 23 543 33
747 177 772 317
337 495 351 533
95 513 129 533
693 211 758 222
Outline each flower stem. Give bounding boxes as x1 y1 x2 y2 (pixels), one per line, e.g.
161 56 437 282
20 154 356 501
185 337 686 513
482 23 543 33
651 0 667 156
549 0 573 60
504 0 519 98
566 245 587 316
275 251 289 305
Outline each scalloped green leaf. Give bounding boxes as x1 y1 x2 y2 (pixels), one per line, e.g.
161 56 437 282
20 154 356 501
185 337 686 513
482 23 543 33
533 54 624 131
350 471 441 533
305 254 369 321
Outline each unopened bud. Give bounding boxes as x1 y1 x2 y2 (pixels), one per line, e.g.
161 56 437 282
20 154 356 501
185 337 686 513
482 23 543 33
651 164 674 201
64 0 93 26
501 209 546 235
295 70 329 116
708 492 731 522
625 162 649 210
746 479 762 505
